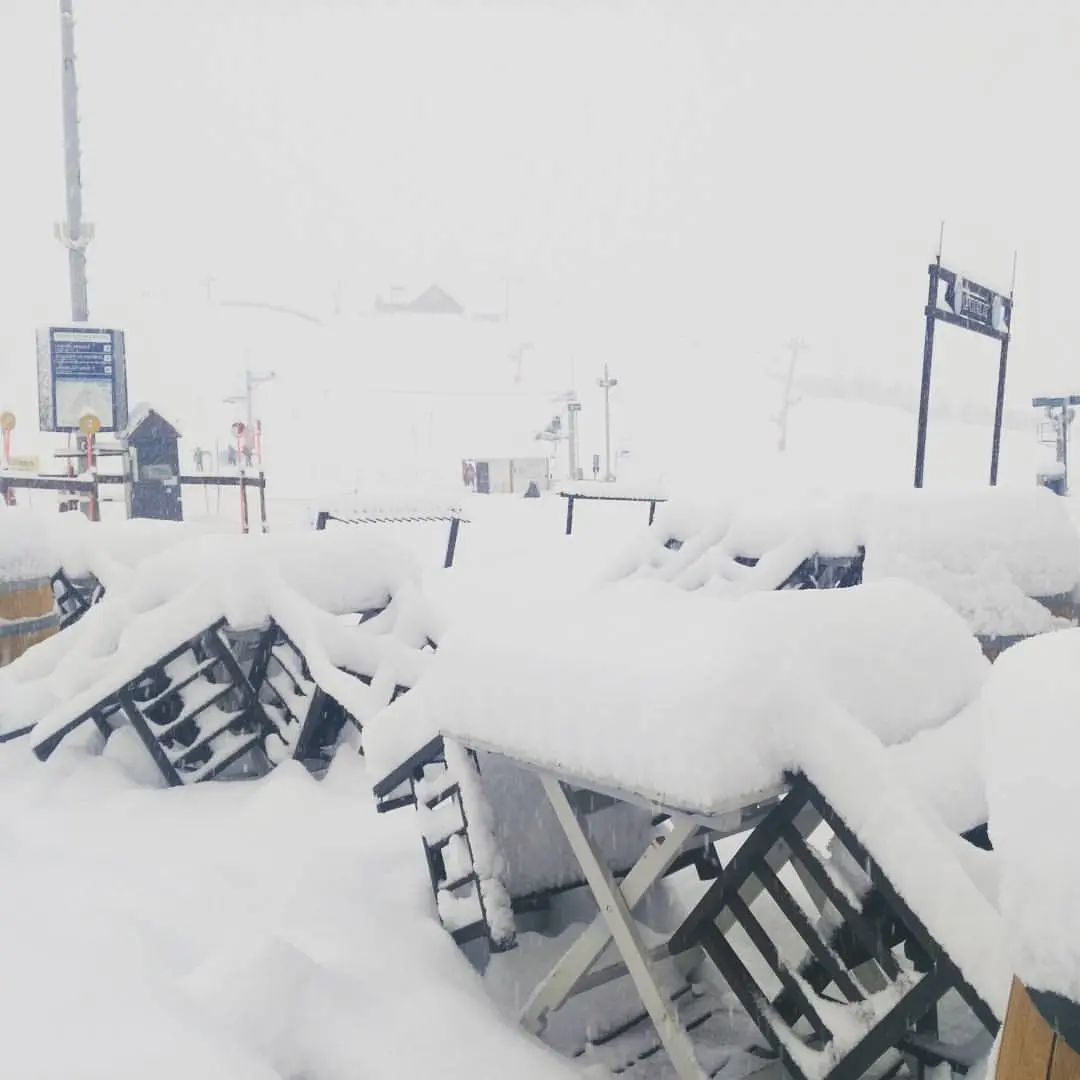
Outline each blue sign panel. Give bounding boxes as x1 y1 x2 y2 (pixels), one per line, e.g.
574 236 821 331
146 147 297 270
36 325 129 433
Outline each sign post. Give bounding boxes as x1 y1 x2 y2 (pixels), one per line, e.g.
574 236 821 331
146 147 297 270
1 411 14 467
914 252 1015 488
0 411 14 505
78 412 101 520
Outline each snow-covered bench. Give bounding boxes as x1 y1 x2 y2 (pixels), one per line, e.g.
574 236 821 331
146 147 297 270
1 530 437 785
612 488 1080 655
368 577 1009 1080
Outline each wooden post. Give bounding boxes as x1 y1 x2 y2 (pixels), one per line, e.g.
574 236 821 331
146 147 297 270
996 978 1080 1080
239 471 249 534
564 493 575 536
258 472 268 534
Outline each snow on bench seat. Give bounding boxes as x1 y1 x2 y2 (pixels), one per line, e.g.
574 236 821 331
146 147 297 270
613 488 1080 638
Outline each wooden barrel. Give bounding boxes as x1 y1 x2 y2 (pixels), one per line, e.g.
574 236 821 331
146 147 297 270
0 577 59 668
997 977 1080 1080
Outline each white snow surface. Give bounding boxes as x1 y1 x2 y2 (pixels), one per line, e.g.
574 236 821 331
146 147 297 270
0 504 59 582
984 629 1080 1002
0 746 583 1079
367 577 988 811
617 488 1080 636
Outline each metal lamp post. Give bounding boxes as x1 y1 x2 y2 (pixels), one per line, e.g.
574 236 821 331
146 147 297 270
597 364 618 482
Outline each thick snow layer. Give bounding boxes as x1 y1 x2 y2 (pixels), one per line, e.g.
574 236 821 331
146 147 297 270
367 578 987 811
0 505 59 582
0 747 583 1078
886 699 988 836
864 489 1080 599
613 488 1080 636
984 629 1080 1002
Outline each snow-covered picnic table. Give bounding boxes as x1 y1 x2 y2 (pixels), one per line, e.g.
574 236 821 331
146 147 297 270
369 575 1013 1080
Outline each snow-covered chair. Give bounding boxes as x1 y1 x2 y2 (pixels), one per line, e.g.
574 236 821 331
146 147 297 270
614 489 1080 662
2 530 433 785
32 616 276 783
371 734 708 957
368 577 1009 1080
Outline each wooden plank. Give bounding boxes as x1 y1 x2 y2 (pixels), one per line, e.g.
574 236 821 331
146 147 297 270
996 978 1055 1080
0 581 54 620
1051 1035 1080 1080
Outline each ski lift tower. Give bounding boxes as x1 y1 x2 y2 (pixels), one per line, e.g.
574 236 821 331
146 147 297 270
1033 395 1080 495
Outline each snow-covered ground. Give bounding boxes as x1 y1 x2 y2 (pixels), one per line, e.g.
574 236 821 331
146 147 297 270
0 744 582 1080
1 484 1077 1077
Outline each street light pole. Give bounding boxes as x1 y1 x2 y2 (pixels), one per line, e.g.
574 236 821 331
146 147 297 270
597 363 618 482
58 0 90 323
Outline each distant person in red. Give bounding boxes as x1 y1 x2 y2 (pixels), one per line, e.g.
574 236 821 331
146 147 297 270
462 460 476 489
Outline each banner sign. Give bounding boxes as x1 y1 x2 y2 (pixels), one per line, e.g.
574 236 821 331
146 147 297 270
932 266 1012 340
36 325 129 433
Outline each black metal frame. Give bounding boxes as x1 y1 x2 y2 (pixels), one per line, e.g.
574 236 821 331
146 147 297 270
559 491 668 537
315 509 466 569
728 549 866 591
373 737 723 954
32 618 279 785
669 773 999 1080
915 259 1014 489
247 621 357 764
50 568 104 628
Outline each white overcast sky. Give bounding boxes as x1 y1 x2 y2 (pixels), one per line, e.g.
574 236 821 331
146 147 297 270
2 0 1079 415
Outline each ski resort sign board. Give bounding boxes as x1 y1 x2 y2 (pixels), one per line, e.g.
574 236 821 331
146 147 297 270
36 325 129 433
914 257 1015 489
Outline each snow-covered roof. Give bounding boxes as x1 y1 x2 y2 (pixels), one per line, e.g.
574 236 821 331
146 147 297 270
122 401 184 439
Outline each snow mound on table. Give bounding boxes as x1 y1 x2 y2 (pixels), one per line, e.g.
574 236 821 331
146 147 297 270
366 577 987 810
370 576 1009 1016
984 629 1080 1002
887 697 989 836
612 487 1080 636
